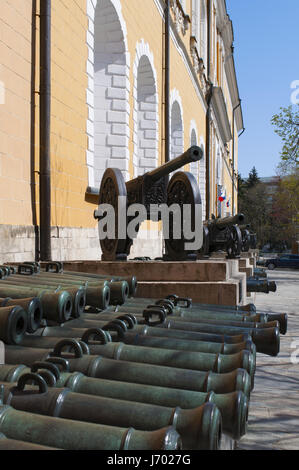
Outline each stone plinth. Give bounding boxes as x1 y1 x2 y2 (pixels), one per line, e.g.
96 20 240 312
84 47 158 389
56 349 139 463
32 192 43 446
63 259 247 306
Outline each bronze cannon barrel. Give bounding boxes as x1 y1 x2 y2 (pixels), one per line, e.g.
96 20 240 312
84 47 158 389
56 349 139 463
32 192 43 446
98 308 271 329
112 304 268 324
0 362 247 440
15 330 255 378
153 319 280 356
77 339 255 380
3 341 252 397
0 276 111 314
34 272 129 303
29 321 253 347
122 331 256 357
132 324 251 344
18 326 256 359
0 400 181 450
123 297 257 313
0 286 73 324
247 279 277 293
0 297 43 334
44 265 138 297
0 306 28 345
0 277 87 318
0 432 58 450
19 272 126 306
1 375 221 450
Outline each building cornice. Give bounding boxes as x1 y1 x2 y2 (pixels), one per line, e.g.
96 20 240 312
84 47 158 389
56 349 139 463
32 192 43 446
154 0 207 111
216 0 244 132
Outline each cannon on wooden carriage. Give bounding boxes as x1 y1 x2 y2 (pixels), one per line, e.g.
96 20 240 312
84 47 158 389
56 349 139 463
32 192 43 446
238 225 251 252
95 146 203 261
199 214 245 259
239 225 257 252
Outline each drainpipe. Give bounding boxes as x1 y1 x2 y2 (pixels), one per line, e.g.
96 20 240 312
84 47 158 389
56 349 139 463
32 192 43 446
205 0 212 219
39 0 52 260
232 100 241 216
165 0 170 164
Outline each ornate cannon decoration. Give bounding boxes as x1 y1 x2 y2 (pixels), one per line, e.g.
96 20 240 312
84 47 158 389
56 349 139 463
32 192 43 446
95 146 203 261
163 170 203 261
199 214 245 259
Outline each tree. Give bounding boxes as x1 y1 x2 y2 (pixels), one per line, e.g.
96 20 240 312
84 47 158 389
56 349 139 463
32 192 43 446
271 169 299 244
238 176 272 248
247 166 260 188
271 104 299 168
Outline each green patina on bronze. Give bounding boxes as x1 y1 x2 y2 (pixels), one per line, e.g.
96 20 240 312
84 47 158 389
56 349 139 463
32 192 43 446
0 306 27 345
0 287 72 324
0 363 247 440
0 402 180 450
0 375 220 450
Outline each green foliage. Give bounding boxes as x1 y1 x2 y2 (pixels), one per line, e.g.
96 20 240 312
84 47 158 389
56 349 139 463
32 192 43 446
271 105 299 167
247 166 260 188
271 169 299 242
237 166 297 249
238 174 272 248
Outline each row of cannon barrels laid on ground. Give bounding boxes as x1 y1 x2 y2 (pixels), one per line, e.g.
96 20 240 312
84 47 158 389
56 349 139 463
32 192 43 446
0 262 286 450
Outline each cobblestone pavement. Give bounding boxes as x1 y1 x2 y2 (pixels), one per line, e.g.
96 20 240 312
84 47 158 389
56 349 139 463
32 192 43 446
237 269 299 450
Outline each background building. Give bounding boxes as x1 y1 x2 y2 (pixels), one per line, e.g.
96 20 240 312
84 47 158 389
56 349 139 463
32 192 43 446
0 0 243 262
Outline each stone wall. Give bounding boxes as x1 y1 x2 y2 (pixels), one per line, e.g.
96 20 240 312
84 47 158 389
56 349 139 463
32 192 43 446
0 225 99 263
0 224 163 263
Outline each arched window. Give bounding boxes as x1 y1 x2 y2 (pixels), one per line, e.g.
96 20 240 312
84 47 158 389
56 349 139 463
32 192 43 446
171 101 183 159
86 0 130 187
133 42 159 177
190 124 199 181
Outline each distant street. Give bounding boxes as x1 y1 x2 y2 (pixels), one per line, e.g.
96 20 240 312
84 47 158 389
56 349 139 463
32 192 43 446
238 269 299 450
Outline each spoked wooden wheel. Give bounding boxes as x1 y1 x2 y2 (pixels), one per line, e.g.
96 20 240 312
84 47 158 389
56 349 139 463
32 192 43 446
226 225 242 258
165 171 202 261
97 168 128 260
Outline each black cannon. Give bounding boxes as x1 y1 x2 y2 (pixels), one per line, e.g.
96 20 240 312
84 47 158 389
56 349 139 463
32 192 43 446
238 225 251 253
200 214 245 259
247 279 277 294
238 225 257 251
249 233 257 249
95 146 203 261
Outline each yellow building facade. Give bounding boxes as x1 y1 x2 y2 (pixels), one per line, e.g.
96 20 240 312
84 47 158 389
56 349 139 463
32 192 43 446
0 0 243 262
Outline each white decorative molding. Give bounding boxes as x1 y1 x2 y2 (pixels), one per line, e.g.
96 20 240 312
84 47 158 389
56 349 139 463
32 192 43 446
132 39 159 177
170 0 191 36
153 0 207 111
86 0 131 188
190 36 210 96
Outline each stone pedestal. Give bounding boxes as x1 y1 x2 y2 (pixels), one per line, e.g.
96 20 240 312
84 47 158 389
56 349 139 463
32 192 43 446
63 259 247 306
239 258 254 278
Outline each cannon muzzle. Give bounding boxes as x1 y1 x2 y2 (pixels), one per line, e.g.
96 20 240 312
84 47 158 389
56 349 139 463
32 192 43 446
145 146 203 183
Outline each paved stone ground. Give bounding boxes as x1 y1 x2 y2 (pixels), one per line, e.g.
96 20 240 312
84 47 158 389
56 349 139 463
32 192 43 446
237 269 299 450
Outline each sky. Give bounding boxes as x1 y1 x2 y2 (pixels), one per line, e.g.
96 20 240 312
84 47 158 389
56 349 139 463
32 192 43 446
226 0 299 178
